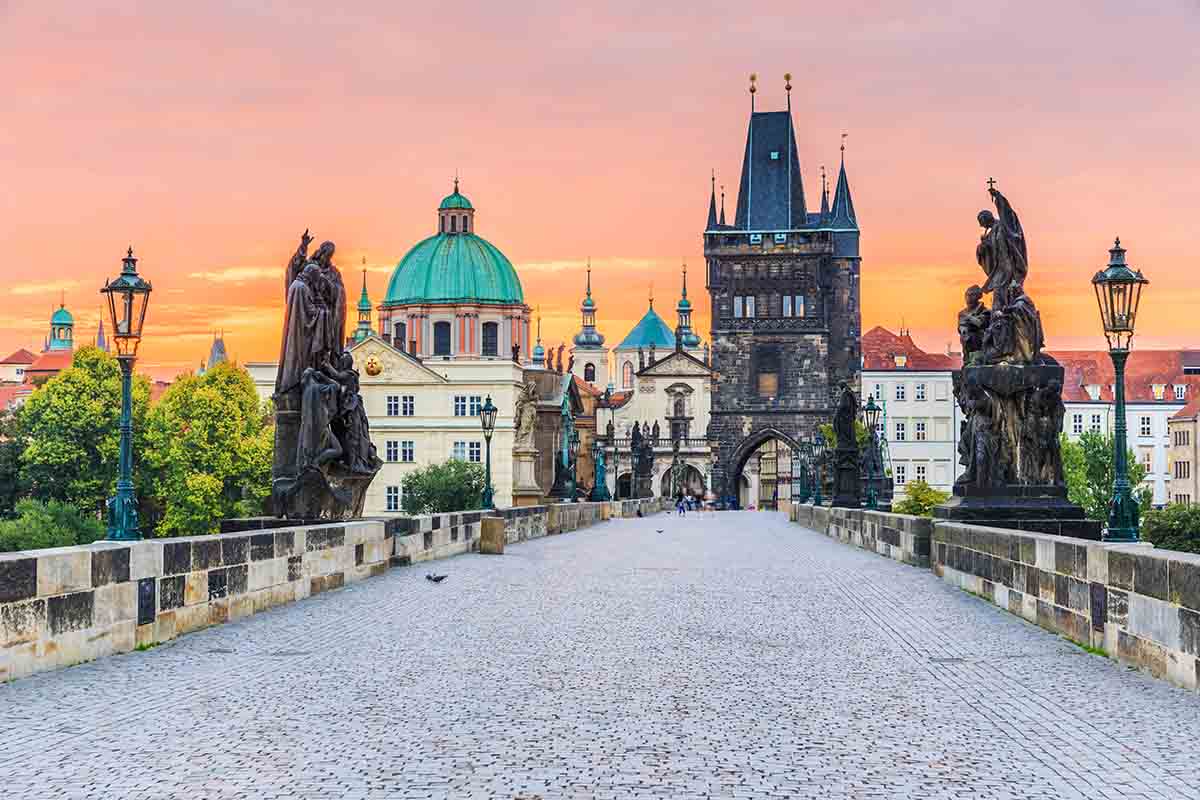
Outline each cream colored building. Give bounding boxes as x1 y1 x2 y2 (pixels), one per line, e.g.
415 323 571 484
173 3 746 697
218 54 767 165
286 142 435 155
248 336 523 514
1168 400 1200 505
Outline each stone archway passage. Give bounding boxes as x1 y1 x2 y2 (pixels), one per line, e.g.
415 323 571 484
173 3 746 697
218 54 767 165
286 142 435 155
721 427 803 508
659 464 706 498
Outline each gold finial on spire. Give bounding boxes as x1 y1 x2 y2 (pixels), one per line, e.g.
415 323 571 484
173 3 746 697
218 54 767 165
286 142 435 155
841 132 847 155
784 72 792 92
748 73 757 93
649 281 654 309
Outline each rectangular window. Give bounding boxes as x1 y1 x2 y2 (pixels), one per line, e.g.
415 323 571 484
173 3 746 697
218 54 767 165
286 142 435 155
915 383 926 402
452 441 467 460
795 295 805 317
1143 450 1153 471
469 442 482 463
454 396 468 416
894 464 907 485
755 345 781 398
872 384 883 401
1140 416 1152 437
745 295 756 318
915 464 927 483
402 395 414 416
481 322 499 357
385 441 399 462
894 421 906 442
895 384 906 402
915 421 927 442
386 485 400 512
1072 414 1083 435
386 395 400 416
401 441 414 462
1090 414 1102 433
733 296 744 318
783 295 793 317
469 396 482 416
1176 385 1187 401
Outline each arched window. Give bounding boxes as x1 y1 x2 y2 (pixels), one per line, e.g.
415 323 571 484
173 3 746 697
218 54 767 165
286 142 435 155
462 214 469 233
440 216 445 233
481 322 499 357
584 363 596 382
674 397 686 417
394 321 407 351
450 215 457 233
622 361 634 389
433 321 452 356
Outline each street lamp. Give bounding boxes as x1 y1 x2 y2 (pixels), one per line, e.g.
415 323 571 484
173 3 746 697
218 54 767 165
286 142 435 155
101 247 152 541
568 429 581 501
812 433 827 506
863 396 882 510
479 395 498 509
1092 237 1148 543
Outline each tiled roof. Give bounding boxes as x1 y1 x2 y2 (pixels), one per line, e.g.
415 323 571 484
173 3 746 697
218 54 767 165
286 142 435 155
1048 350 1198 404
0 384 26 410
0 348 36 365
23 350 74 378
862 326 962 371
1172 396 1200 421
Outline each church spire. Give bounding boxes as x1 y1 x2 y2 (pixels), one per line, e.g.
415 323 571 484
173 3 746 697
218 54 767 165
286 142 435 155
706 170 718 230
831 134 857 230
676 261 701 349
719 184 726 226
573 259 605 349
820 165 830 220
353 259 374 342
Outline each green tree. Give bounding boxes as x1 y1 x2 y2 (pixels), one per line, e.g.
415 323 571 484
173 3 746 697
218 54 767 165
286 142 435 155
1061 431 1149 521
0 498 104 552
142 361 273 536
1140 504 1200 555
892 479 951 517
401 460 485 515
818 420 870 451
19 347 151 518
0 408 28 517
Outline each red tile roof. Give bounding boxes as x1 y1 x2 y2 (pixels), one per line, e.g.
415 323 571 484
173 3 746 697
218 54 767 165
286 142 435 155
1172 396 1200 421
0 348 36 365
23 350 74 379
862 326 962 371
0 384 26 410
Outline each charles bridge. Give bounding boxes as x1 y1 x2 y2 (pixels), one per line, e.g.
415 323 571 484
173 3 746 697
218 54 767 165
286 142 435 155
2 499 1199 799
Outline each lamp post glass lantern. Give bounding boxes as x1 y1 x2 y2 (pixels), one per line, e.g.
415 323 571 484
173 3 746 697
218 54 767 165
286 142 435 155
863 396 881 510
479 395 497 509
1092 238 1148 542
101 248 152 541
812 434 826 506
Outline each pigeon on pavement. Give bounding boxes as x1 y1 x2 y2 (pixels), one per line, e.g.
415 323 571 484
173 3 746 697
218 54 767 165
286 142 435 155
425 573 448 583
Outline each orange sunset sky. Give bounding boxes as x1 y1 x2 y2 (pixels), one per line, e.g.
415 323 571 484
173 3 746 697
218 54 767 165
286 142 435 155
1 2 1197 380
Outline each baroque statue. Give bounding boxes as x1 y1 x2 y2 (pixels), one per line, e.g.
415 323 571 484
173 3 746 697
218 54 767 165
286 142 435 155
940 184 1097 538
830 383 862 508
272 231 382 519
513 380 539 450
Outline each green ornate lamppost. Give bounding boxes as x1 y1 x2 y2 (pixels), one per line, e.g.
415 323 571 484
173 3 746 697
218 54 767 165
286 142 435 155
863 396 882 510
811 433 827 506
101 248 152 541
479 395 498 509
1092 237 1148 543
795 442 812 503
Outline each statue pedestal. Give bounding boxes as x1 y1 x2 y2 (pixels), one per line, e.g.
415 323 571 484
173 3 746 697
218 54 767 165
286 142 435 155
939 363 1099 540
512 446 543 507
831 447 862 508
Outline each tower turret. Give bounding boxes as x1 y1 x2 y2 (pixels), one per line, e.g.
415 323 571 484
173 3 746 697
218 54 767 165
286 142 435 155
353 262 374 343
676 262 701 349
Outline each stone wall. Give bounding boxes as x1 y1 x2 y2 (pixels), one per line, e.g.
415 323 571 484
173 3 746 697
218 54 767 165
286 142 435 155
933 522 1199 692
1 499 669 682
791 503 932 568
0 521 391 682
789 502 1200 693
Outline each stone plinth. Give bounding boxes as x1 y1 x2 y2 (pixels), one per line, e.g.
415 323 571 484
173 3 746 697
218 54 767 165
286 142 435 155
479 517 505 555
511 446 543 507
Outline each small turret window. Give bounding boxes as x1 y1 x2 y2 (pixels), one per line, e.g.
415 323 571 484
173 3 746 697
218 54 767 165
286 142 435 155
450 216 457 233
584 363 596 382
462 215 468 233
440 217 445 233
434 321 452 356
394 322 407 351
622 361 634 389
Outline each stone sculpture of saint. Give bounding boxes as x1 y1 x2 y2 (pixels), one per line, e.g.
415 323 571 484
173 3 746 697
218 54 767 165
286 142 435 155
321 352 377 474
310 240 347 350
977 186 1028 296
514 381 539 449
277 260 330 395
957 285 990 365
833 383 858 450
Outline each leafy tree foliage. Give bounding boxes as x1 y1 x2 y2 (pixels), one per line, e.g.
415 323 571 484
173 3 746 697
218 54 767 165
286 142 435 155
1141 504 1200 555
818 421 870 451
19 347 151 518
891 479 951 517
401 460 485 515
0 498 104 552
0 408 28 517
142 361 273 536
1060 432 1149 521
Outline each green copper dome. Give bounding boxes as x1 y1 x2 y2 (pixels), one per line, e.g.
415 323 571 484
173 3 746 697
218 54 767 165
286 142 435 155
51 305 74 325
439 190 473 210
384 233 524 306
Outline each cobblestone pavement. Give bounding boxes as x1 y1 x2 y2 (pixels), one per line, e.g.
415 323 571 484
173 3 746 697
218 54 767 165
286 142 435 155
3 511 1199 799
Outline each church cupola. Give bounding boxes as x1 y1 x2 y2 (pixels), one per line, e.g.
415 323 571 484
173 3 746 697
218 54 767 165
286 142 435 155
572 260 605 349
676 262 701 349
532 315 546 368
46 296 74 352
353 262 374 343
437 177 475 235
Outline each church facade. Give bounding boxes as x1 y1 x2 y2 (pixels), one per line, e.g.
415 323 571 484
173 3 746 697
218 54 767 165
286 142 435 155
704 86 862 499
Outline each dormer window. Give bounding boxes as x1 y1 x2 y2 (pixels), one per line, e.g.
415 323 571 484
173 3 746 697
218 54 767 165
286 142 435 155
893 353 907 368
1176 384 1187 401
1086 384 1101 401
1152 384 1165 401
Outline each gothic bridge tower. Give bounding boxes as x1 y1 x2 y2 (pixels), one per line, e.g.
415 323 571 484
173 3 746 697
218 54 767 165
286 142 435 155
704 75 861 501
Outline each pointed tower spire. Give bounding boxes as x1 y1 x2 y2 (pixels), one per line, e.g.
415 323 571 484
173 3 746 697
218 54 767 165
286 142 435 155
820 165 830 220
706 170 718 230
353 257 374 342
719 184 726 226
533 309 546 367
675 260 701 350
573 258 604 349
830 133 857 229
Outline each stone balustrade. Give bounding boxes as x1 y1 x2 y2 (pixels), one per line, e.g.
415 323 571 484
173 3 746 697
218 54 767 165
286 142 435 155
0 497 669 682
789 502 1200 693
